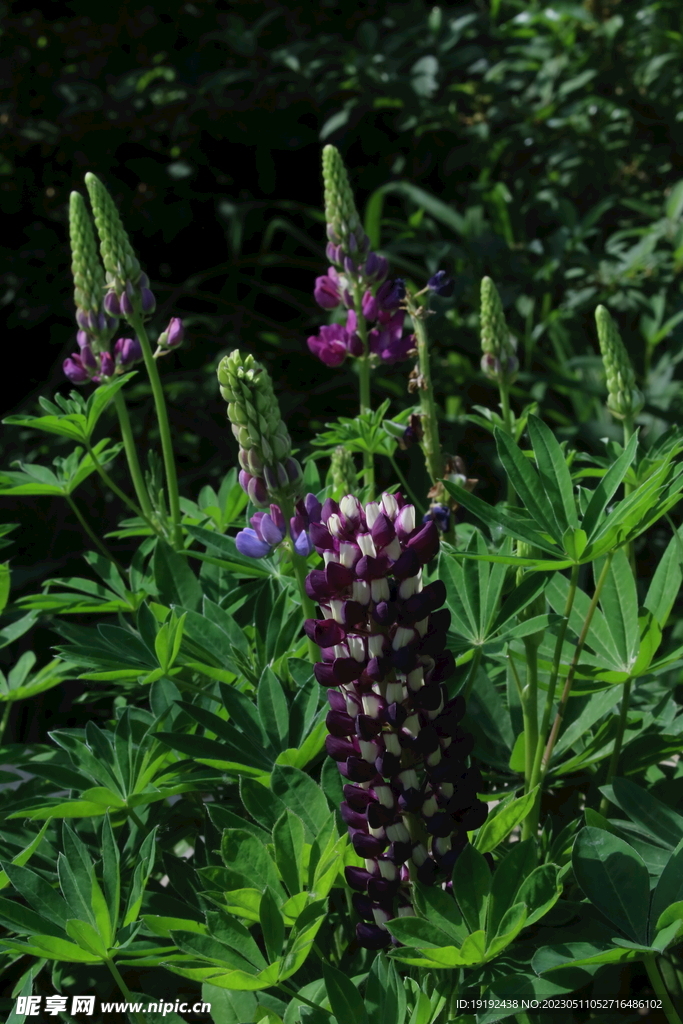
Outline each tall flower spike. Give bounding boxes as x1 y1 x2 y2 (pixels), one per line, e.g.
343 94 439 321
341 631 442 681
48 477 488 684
322 145 370 266
69 192 118 354
595 305 644 422
217 350 303 507
305 493 489 949
480 277 518 384
84 173 156 321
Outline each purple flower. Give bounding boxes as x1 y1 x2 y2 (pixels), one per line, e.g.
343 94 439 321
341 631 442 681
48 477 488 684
114 337 143 368
376 279 406 317
314 268 343 310
63 355 90 384
236 494 321 559
307 323 362 367
368 311 415 364
423 504 451 533
305 492 488 949
427 271 454 297
158 317 184 350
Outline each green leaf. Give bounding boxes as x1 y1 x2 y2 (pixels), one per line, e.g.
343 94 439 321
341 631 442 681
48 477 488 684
322 961 369 1024
442 480 560 556
220 830 283 897
475 786 538 854
240 777 287 833
581 432 639 541
495 429 562 543
257 668 289 751
485 902 528 958
451 844 490 932
601 777 683 850
595 550 639 671
0 933 101 962
259 887 285 963
516 863 562 926
644 524 683 628
412 881 468 944
270 766 330 843
487 839 537 940
0 819 51 892
527 416 579 535
65 918 108 959
272 810 306 898
365 954 406 1024
649 837 683 938
153 540 203 612
100 815 120 936
0 862 70 929
572 827 650 944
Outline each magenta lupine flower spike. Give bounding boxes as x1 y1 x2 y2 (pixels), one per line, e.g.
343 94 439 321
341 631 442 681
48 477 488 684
304 493 489 949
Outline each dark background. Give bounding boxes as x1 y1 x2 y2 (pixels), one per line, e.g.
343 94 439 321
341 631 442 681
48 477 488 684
2 0 683 738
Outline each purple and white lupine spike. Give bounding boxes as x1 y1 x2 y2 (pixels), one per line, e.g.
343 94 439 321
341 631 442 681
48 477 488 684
304 493 489 950
236 494 321 560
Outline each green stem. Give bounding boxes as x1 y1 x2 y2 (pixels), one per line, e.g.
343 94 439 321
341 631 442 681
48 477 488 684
113 390 155 522
129 315 182 548
388 455 423 512
521 637 539 796
539 553 614 786
66 494 126 573
279 494 318 662
523 562 580 841
105 958 145 1024
126 806 146 832
499 381 515 504
352 284 374 492
598 676 632 817
85 440 153 527
644 954 683 1024
410 304 443 488
0 701 11 745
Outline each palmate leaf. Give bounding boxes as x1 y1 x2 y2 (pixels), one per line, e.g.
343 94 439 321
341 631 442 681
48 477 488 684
3 374 134 443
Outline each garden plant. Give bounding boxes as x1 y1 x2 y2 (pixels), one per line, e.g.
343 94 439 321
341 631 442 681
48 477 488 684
3 128 683 1024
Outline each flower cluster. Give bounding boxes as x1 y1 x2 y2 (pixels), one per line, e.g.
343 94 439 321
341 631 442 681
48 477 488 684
480 277 519 385
595 305 644 422
309 276 414 367
304 492 488 949
236 493 320 559
64 335 143 385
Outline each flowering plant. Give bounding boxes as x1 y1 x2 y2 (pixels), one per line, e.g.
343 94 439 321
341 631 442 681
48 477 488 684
1 148 683 1024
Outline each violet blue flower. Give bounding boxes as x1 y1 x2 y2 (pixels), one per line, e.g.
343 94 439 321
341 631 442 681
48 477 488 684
305 493 489 949
157 317 184 350
236 494 322 559
114 337 143 368
428 271 454 297
63 355 90 384
368 312 415 365
314 268 343 310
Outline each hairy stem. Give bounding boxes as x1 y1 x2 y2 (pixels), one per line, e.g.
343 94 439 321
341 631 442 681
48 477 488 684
410 305 443 488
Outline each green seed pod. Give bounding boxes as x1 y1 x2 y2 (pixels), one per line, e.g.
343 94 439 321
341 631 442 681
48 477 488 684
595 305 644 421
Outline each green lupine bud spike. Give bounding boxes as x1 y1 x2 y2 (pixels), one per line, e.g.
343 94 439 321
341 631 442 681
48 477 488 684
69 191 105 315
330 445 357 496
595 305 644 421
217 350 299 504
322 145 363 250
84 173 140 290
480 276 518 383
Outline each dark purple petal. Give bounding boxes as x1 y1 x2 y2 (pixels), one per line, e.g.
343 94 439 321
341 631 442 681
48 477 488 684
99 351 115 377
314 273 342 310
63 356 89 383
356 555 390 581
371 513 395 549
427 270 454 297
304 619 346 647
352 832 387 857
325 735 357 762
407 521 440 564
356 922 392 950
344 756 377 782
326 710 356 738
352 893 376 921
306 570 332 601
310 522 334 551
326 561 355 591
343 785 376 810
104 291 121 316
345 866 372 892
390 548 421 579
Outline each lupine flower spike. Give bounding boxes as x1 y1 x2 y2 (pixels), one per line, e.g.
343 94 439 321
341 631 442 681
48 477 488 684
595 305 644 422
65 192 142 385
305 493 489 948
217 350 303 507
84 173 156 322
330 445 357 498
480 277 518 385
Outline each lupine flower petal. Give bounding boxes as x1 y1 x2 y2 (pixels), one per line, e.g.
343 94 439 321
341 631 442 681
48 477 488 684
235 528 271 559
